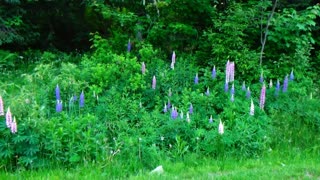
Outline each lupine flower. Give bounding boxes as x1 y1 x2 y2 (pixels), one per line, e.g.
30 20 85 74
275 79 280 96
80 91 85 107
259 71 264 83
172 51 176 64
168 88 172 97
218 119 224 135
56 100 63 112
205 87 210 96
127 39 131 52
229 62 235 82
290 69 294 81
6 107 12 128
259 84 266 110
163 103 168 113
152 76 156 89
250 99 254 116
11 116 17 134
194 73 199 84
231 83 235 95
189 103 193 114
0 95 4 116
209 115 213 123
186 112 190 123
231 94 234 102
283 75 288 92
269 79 273 88
170 62 175 70
141 62 146 74
226 60 230 83
171 106 178 119
246 87 251 99
212 66 216 79
180 110 184 119
55 85 61 100
224 82 229 92
242 81 246 91
167 99 171 108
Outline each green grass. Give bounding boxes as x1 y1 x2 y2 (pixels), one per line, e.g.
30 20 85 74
1 151 319 179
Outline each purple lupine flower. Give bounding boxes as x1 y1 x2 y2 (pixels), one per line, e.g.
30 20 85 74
259 84 266 110
242 81 246 91
246 87 251 99
0 95 4 116
171 106 178 119
189 103 193 114
259 72 264 83
55 85 61 100
205 87 210 96
212 66 216 79
224 82 229 92
56 100 63 112
163 103 168 113
209 115 213 123
167 99 171 109
171 51 176 64
283 75 288 92
289 70 294 81
80 91 85 108
275 79 280 96
194 73 199 84
250 99 255 116
231 83 235 95
6 107 12 128
127 39 131 52
152 76 156 89
141 62 146 74
11 116 17 134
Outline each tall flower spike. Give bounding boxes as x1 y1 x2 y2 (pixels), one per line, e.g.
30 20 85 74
269 79 273 88
250 99 254 116
189 103 193 114
141 62 146 75
218 119 224 135
229 62 235 82
259 71 264 83
246 87 251 99
194 73 199 84
290 69 294 81
0 95 4 116
180 110 184 119
212 66 216 79
163 103 167 113
242 81 246 91
231 83 235 95
80 91 85 108
127 39 131 52
224 82 229 92
275 79 280 96
186 112 190 123
55 84 61 100
209 115 213 123
283 75 288 92
225 60 230 83
205 87 210 96
56 100 63 112
11 116 17 134
152 76 156 89
171 51 176 64
6 107 12 128
259 84 266 110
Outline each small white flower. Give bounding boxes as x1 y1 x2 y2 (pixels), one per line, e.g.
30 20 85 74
218 119 224 135
186 112 190 123
250 99 254 116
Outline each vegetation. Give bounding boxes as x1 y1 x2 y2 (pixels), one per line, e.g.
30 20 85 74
0 0 319 178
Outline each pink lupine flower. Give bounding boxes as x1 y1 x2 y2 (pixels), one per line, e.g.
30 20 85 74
250 99 254 116
152 76 156 89
6 107 12 128
11 116 17 134
171 51 176 64
259 84 266 109
0 95 4 116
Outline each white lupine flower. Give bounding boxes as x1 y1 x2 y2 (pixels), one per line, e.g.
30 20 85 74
218 119 224 135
